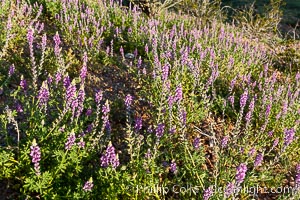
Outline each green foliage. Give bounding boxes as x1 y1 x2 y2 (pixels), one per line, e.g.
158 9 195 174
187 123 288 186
0 0 300 199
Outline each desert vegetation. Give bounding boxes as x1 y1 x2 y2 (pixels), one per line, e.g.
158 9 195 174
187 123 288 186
0 0 299 199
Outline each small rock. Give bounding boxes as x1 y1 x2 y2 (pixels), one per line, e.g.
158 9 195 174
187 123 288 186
125 53 134 59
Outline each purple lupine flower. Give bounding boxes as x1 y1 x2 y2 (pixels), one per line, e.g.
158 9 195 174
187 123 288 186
86 124 93 133
65 83 76 108
134 117 142 131
145 149 151 159
221 136 229 148
76 88 85 117
272 138 279 148
295 164 300 187
254 152 263 167
245 98 255 123
100 144 119 168
193 137 200 149
27 28 34 45
224 182 235 197
83 177 93 192
235 163 247 184
137 56 142 68
63 76 70 88
47 75 53 85
168 95 174 108
37 82 49 107
155 123 165 138
55 72 61 84
203 187 213 200
20 77 27 91
296 72 300 82
105 120 111 133
86 108 92 116
180 109 187 125
41 33 47 48
102 103 110 116
65 132 76 150
265 104 272 117
174 85 183 102
80 65 87 81
282 101 288 116
125 94 133 108
95 90 103 104
15 102 23 113
30 139 41 175
170 161 177 173
169 127 176 134
284 128 295 147
77 138 85 148
228 95 234 107
162 63 169 81
120 46 124 59
248 148 256 157
268 131 274 137
53 32 61 56
239 89 248 109
8 64 15 76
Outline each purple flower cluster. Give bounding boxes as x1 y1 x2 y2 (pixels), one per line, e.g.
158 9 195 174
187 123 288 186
221 136 229 148
77 138 85 148
228 95 234 107
83 178 94 192
27 28 34 45
100 144 119 168
235 163 247 184
203 187 213 200
193 137 200 149
86 108 92 116
155 123 165 138
284 128 295 147
162 63 169 81
101 102 110 122
134 117 142 131
8 64 15 77
55 72 61 84
245 98 255 123
174 85 183 102
63 76 70 88
20 77 27 91
65 132 76 150
272 138 279 148
168 95 174 108
180 109 187 125
224 182 235 197
254 152 263 167
37 82 49 107
125 94 133 108
295 164 300 187
80 52 88 82
76 88 85 117
170 161 177 173
95 90 103 104
30 139 41 175
65 83 77 109
53 32 61 56
248 148 256 157
239 89 248 109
